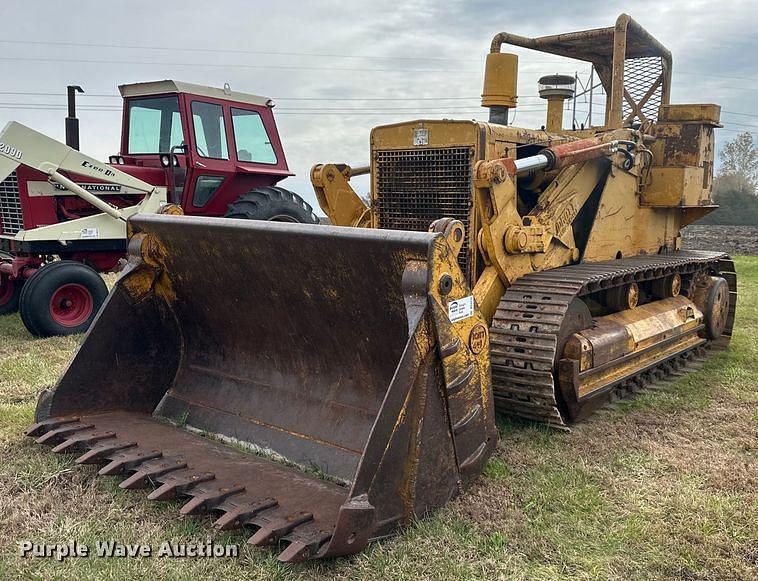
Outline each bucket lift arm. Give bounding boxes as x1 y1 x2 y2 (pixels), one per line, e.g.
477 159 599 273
0 121 164 222
311 163 371 227
472 132 640 321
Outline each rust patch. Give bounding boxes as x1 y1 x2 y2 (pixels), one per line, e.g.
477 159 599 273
120 233 176 303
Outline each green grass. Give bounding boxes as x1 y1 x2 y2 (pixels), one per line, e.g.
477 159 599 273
1 258 756 580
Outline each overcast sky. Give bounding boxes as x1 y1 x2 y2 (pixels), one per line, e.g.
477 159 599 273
2 0 756 211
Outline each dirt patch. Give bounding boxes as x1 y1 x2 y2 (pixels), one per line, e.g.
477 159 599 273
682 225 758 256
448 339 758 579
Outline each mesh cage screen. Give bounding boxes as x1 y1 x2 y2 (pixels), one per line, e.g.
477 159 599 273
623 56 664 124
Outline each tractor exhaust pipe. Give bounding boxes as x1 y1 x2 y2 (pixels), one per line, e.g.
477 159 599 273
65 85 84 150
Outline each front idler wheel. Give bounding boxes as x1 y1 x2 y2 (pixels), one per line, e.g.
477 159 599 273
692 276 730 340
19 261 109 337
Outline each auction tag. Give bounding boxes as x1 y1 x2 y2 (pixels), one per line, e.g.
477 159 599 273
80 227 99 239
448 295 474 322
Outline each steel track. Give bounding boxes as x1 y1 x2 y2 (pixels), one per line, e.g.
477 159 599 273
489 251 737 427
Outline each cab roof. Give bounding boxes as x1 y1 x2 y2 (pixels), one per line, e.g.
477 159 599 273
118 80 273 107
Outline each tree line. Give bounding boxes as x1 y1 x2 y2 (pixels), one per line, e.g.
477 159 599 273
699 131 758 226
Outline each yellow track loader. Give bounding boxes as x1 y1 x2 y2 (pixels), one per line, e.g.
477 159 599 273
26 14 736 563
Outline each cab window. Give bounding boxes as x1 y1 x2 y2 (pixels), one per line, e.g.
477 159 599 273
191 101 229 160
127 96 184 154
231 108 278 164
192 175 225 207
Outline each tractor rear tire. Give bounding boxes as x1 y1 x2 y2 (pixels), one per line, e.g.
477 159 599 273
19 261 109 337
0 272 21 315
224 186 319 223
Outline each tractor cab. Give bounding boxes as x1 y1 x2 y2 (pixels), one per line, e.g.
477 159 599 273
112 80 293 216
0 79 317 338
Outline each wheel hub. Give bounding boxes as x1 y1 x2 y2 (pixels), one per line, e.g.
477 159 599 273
268 214 299 223
49 283 94 327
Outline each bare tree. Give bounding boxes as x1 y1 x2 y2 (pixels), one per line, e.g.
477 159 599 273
718 131 758 191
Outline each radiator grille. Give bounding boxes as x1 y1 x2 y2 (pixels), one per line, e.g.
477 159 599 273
375 147 473 276
0 172 23 236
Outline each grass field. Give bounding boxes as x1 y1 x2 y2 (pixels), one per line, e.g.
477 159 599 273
1 258 756 580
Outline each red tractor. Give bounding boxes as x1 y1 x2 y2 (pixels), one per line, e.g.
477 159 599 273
0 80 318 336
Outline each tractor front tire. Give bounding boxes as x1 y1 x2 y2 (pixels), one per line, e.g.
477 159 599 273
224 186 319 224
19 261 109 337
0 272 21 315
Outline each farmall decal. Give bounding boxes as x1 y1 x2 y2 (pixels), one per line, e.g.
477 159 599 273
0 141 22 160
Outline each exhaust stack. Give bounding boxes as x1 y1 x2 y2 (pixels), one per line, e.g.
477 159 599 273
65 85 84 150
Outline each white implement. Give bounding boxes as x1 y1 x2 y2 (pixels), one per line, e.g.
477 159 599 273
0 121 167 244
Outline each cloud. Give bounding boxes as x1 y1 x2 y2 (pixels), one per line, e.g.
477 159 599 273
2 0 755 210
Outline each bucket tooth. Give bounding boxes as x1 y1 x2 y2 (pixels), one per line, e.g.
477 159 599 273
98 449 162 476
119 457 188 489
213 498 279 531
25 417 80 438
179 484 246 515
248 511 314 547
278 529 333 563
51 430 117 453
35 423 94 445
147 471 215 501
75 441 137 464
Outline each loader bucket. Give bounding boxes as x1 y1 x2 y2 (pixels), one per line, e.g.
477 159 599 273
27 214 497 562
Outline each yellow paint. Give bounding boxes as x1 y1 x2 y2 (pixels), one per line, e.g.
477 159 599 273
562 295 706 397
311 164 371 227
120 233 176 303
308 17 723 412
576 334 703 398
600 295 703 351
481 52 518 109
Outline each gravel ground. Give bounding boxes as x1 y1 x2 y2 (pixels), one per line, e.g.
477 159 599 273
682 224 758 256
